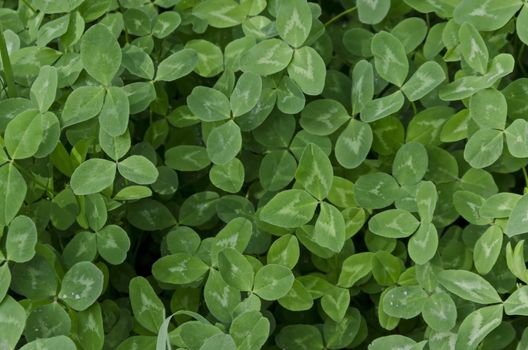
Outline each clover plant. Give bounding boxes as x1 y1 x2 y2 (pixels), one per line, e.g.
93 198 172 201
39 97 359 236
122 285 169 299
2 0 528 349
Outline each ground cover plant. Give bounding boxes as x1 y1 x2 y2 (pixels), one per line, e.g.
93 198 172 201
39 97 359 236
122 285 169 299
5 0 528 349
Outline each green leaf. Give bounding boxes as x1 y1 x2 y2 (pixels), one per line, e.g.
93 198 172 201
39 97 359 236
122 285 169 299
368 209 420 238
59 261 104 311
351 60 374 115
209 158 244 193
267 234 300 269
0 164 27 227
383 285 428 319
360 91 405 122
129 276 165 333
61 86 105 128
80 24 122 85
357 0 390 24
505 194 528 237
463 128 504 169
230 311 270 350
354 172 399 209
369 335 418 350
504 286 528 316
152 11 181 38
71 158 117 195
204 269 240 322
338 252 373 288
156 49 198 82
287 46 326 96
118 155 159 185
165 145 211 171
0 297 27 349
505 119 528 157
401 61 446 101
335 120 373 169
99 86 130 137
459 22 489 74
392 142 428 185
206 121 242 165
321 286 350 322
187 86 231 122
276 325 323 350
20 336 76 350
218 248 254 291
200 334 236 350
260 189 318 228
5 109 43 159
96 225 131 265
295 143 333 200
6 215 37 263
276 0 312 47
473 225 503 275
313 202 345 253
300 99 349 136
30 65 57 113
469 88 507 129
517 5 528 46
437 269 502 304
152 253 209 284
253 264 294 300
408 222 438 264
421 292 457 332
371 31 409 87
455 305 503 350
230 72 262 117
192 0 245 28
454 0 522 32
241 39 293 76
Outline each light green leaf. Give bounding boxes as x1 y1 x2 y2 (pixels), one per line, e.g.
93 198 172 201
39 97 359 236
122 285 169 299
165 145 211 172
80 24 122 85
61 86 105 128
206 121 242 165
4 109 43 159
517 5 528 46
152 253 209 284
354 172 399 209
369 335 417 350
313 202 345 253
0 297 27 349
187 86 231 122
152 11 181 39
99 86 130 137
0 164 27 227
335 120 373 169
20 336 76 350
358 0 390 24
241 39 293 76
469 88 507 129
230 311 270 350
30 65 57 113
204 269 240 322
6 215 37 263
295 143 333 200
351 60 374 115
96 225 131 265
118 155 159 185
129 276 165 333
192 0 245 28
473 225 503 275
383 285 428 319
276 0 312 47
218 248 254 291
437 269 502 304
392 142 428 185
455 305 503 350
253 264 294 300
230 72 262 117
321 286 350 322
368 209 419 238
209 158 245 193
463 129 504 169
300 99 349 136
260 189 318 228
59 261 104 311
459 22 489 74
338 252 373 288
267 234 300 269
360 91 405 122
156 49 198 82
505 194 528 237
504 286 528 316
71 158 117 195
371 31 408 87
408 222 438 264
401 61 446 101
287 46 326 96
505 119 528 157
454 0 522 32
421 292 457 332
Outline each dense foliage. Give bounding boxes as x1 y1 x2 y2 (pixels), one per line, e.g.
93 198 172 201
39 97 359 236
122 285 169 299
4 0 528 348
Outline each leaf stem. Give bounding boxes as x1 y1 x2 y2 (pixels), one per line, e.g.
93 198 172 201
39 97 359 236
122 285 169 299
522 167 528 191
0 25 17 98
12 161 54 198
20 0 37 13
324 6 357 27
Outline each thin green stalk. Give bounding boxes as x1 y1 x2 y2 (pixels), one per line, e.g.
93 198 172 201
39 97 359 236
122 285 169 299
522 167 528 190
0 25 16 98
325 6 357 27
20 0 37 13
